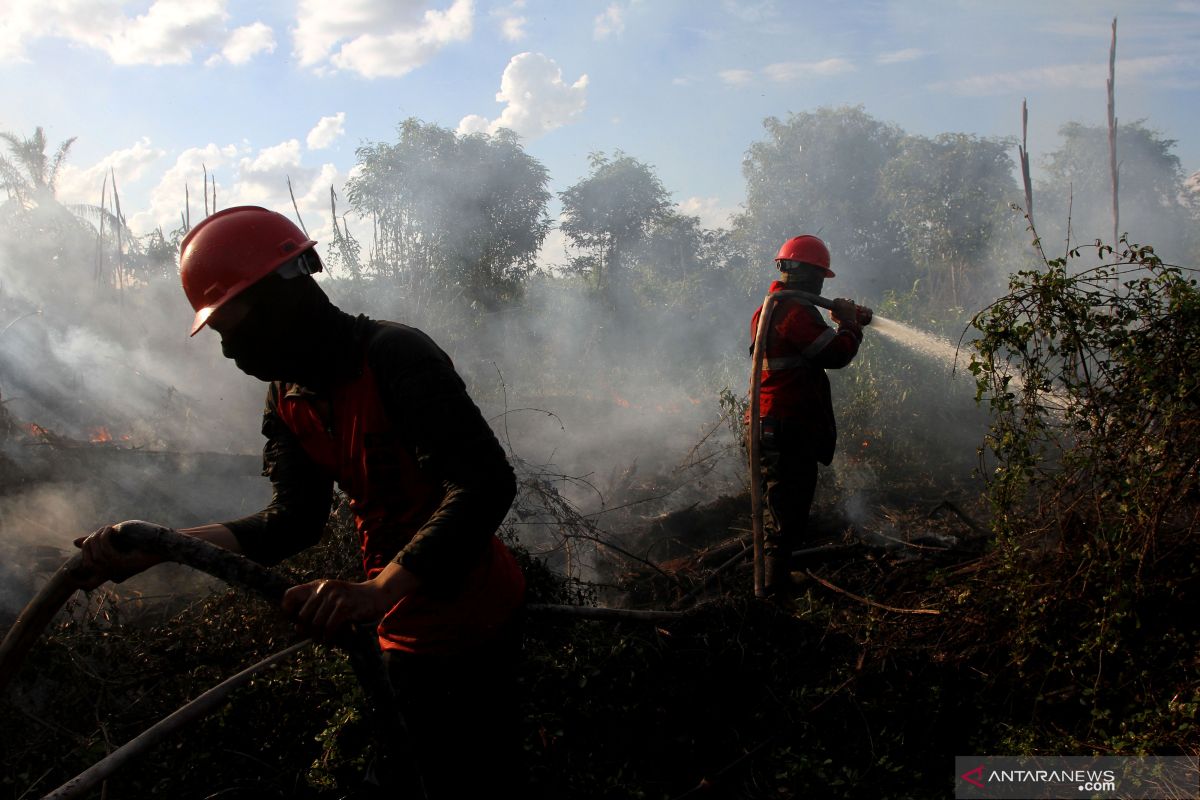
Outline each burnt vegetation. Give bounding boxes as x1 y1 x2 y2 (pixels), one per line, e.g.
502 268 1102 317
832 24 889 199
1 94 1198 799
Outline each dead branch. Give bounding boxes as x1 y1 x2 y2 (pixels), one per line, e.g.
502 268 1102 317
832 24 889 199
1019 98 1034 226
805 570 942 616
528 603 687 622
671 543 855 610
926 500 986 536
1107 17 1119 254
287 176 308 237
670 541 750 610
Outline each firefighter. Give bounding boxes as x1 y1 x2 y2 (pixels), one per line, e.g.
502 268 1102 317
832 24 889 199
74 206 526 797
749 235 870 597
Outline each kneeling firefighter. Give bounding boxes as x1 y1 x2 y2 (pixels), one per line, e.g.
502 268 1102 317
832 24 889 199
748 235 872 598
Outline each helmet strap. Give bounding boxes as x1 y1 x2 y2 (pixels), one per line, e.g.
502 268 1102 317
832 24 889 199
275 250 323 280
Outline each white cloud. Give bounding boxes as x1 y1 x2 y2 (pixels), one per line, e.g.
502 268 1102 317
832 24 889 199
306 113 347 150
134 142 242 234
0 1 262 66
207 21 276 66
876 48 926 65
930 54 1192 96
240 140 303 175
718 68 755 86
677 196 736 230
594 3 625 40
130 139 345 241
456 52 588 140
671 76 691 86
293 0 473 78
55 138 168 207
500 16 527 41
107 0 228 65
0 4 44 61
763 58 854 82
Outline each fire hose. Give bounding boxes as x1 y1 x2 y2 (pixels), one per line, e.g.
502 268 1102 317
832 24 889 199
0 526 424 799
748 289 871 598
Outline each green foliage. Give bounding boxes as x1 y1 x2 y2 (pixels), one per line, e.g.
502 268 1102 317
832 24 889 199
0 126 76 206
344 119 552 308
559 150 671 294
1037 121 1198 263
735 106 909 295
880 133 1022 309
969 235 1199 750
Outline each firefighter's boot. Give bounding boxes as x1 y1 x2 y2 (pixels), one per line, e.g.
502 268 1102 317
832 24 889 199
763 534 792 597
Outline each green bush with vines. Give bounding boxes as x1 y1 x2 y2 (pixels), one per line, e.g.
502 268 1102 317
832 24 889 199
969 234 1199 753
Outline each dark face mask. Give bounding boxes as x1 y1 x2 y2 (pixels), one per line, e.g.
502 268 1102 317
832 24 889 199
220 327 302 382
216 277 325 383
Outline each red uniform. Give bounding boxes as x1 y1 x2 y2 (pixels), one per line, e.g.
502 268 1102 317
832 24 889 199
750 280 862 464
224 314 525 656
749 278 863 594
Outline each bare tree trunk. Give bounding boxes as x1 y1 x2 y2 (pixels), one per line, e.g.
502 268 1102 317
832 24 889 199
1107 17 1120 256
1019 98 1034 227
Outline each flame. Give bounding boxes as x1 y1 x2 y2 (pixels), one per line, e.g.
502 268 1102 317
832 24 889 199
26 423 49 437
612 392 631 409
90 426 113 444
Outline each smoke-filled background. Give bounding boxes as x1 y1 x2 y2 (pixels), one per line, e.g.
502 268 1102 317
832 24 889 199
1 2 1198 607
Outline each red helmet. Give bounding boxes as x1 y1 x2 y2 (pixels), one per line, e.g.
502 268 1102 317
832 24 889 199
775 235 834 278
180 206 316 335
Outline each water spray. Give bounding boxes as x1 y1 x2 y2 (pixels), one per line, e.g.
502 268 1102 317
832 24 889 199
0 309 42 339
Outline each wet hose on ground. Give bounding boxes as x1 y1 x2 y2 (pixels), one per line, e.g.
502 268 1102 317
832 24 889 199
0 526 425 799
748 289 870 599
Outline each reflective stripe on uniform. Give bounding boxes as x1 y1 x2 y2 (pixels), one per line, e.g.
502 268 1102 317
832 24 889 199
801 328 837 359
762 355 809 371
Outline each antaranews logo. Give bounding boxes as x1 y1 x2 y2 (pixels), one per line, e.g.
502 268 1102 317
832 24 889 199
960 764 985 790
954 755 1199 800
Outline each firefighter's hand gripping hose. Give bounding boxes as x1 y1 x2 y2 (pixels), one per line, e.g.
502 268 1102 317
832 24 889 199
0 526 424 799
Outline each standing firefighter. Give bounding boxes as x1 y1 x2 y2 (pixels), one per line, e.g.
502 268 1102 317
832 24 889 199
75 206 527 797
748 235 871 598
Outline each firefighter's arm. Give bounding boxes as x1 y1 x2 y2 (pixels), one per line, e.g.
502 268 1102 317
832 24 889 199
221 385 334 565
281 561 421 641
783 302 863 369
370 329 517 586
74 519 244 589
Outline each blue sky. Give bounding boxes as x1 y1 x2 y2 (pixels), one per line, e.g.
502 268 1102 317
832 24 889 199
1 0 1197 264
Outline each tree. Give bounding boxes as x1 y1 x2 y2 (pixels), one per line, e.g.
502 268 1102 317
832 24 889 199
1037 121 1195 262
559 151 670 294
0 126 149 294
633 212 703 285
880 133 1022 309
0 126 76 207
734 106 909 299
345 118 552 308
